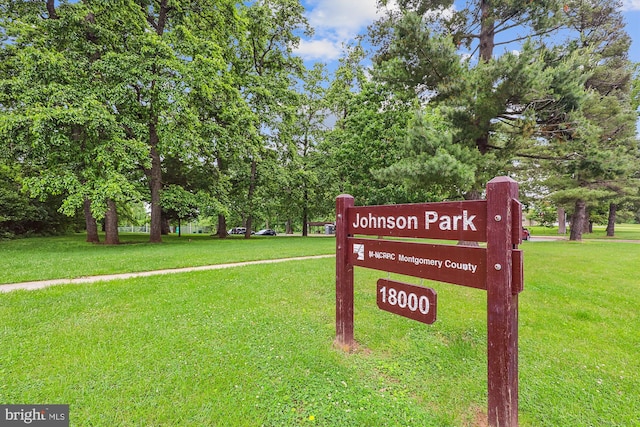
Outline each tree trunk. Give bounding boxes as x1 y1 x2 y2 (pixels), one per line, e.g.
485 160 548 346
148 120 163 243
143 2 170 244
46 0 58 19
471 0 494 188
245 215 253 239
84 198 100 243
244 160 257 239
302 189 309 237
104 199 120 245
479 0 495 62
557 207 566 234
161 213 171 235
215 150 229 239
216 214 227 238
286 220 293 234
569 199 586 241
583 209 591 234
606 203 617 237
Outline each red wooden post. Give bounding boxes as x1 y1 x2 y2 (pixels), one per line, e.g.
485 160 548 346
486 177 520 427
336 194 355 350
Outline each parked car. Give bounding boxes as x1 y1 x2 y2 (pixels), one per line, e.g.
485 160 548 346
522 227 530 240
228 227 247 235
256 229 277 236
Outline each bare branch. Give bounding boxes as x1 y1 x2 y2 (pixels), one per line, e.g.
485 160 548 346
494 23 564 47
145 12 157 29
516 152 580 161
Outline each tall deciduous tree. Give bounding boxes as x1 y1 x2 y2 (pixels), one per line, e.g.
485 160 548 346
322 80 436 206
2 1 262 244
231 0 308 238
0 0 147 244
101 1 242 243
288 63 329 236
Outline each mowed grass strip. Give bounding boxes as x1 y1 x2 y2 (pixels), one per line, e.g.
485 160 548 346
1 239 639 425
527 223 640 240
0 234 336 284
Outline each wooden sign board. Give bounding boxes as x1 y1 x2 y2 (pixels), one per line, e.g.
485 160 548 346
349 238 487 290
348 200 487 242
336 176 523 427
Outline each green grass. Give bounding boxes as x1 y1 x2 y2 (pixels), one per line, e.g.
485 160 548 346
1 237 639 425
0 233 336 284
527 223 640 240
517 241 640 426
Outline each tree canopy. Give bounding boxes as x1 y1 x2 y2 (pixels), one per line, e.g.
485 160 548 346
1 0 638 241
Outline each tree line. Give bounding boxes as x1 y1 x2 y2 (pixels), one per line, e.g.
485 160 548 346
1 0 638 242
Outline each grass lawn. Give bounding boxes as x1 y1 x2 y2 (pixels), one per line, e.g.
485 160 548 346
0 233 336 284
527 223 640 240
1 236 639 426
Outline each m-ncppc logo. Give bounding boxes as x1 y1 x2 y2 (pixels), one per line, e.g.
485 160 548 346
1 405 68 427
353 243 365 260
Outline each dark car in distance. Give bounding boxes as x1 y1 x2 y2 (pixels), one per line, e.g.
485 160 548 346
522 227 530 240
228 227 247 235
256 229 277 236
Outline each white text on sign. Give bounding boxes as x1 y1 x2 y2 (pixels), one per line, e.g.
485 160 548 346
365 247 479 274
352 210 477 232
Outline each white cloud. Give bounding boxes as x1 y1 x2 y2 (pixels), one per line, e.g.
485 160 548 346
425 5 455 22
295 0 391 61
622 0 640 11
306 0 380 37
295 38 343 61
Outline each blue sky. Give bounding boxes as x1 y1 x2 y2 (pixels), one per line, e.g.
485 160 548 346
296 0 640 67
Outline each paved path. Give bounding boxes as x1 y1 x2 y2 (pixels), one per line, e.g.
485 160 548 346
0 254 335 293
4 236 638 293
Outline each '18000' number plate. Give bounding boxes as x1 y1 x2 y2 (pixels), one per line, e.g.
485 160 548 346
376 279 437 324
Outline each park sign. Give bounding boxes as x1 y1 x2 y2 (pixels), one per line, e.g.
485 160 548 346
348 200 487 242
335 176 524 427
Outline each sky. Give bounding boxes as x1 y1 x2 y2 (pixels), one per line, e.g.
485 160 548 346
296 0 640 68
